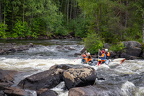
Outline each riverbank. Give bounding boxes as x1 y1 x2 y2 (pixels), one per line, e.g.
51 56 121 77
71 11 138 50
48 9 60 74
0 35 82 40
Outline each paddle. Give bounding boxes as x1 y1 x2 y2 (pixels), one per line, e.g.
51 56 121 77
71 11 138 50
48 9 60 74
120 58 126 64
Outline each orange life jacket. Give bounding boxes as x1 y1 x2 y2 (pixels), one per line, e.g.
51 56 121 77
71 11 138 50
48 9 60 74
84 58 92 63
106 52 110 57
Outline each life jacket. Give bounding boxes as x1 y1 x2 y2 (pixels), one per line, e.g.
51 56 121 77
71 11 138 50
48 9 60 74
97 53 106 65
84 55 92 63
99 53 106 60
106 52 110 57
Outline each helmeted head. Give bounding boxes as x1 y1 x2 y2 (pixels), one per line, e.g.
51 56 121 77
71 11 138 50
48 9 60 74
101 50 105 53
87 52 90 55
105 49 108 52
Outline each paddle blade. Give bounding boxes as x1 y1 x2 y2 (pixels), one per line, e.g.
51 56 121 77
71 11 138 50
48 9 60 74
120 58 126 64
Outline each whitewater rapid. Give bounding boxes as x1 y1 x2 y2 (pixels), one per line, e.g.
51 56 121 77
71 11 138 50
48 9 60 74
0 39 144 96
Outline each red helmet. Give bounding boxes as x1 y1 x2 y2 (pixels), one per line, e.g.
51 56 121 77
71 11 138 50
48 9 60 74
101 50 105 53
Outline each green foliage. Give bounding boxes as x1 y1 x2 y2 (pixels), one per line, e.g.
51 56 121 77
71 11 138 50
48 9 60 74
109 42 125 52
0 23 7 38
0 0 144 43
12 21 32 38
83 33 104 54
67 15 89 38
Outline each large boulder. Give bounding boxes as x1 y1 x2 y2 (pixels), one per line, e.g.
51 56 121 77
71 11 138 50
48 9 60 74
121 41 142 59
123 41 141 48
18 69 63 90
68 85 123 96
63 66 96 89
49 64 82 70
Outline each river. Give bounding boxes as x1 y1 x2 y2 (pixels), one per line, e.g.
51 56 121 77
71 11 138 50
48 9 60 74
0 39 144 96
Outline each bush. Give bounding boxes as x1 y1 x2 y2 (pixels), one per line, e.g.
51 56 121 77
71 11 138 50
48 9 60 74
0 23 7 38
83 33 104 54
12 21 32 38
109 42 125 52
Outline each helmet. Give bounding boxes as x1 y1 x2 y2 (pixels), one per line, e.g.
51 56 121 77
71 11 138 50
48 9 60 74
87 52 90 55
105 49 108 52
101 50 105 53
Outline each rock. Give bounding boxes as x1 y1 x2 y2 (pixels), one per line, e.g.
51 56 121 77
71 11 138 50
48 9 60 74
120 41 142 59
63 66 96 89
37 88 58 96
0 69 17 90
80 47 86 54
120 52 139 60
4 87 27 96
49 64 82 70
123 41 141 48
104 43 111 49
0 43 34 55
0 83 12 90
18 69 63 90
125 47 141 57
68 85 122 96
142 51 144 58
0 91 4 96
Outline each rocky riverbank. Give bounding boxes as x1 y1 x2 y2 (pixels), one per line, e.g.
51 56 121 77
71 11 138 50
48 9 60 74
80 41 144 60
0 43 34 55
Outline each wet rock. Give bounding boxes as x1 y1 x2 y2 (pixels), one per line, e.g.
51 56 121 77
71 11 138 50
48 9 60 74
18 69 63 90
68 85 123 96
0 43 34 55
63 66 96 89
121 41 142 59
0 69 17 90
109 51 118 58
74 53 81 56
128 72 144 87
96 68 144 88
37 88 58 96
123 41 141 48
64 46 75 50
49 64 82 70
120 53 139 60
142 51 144 58
4 87 27 96
80 47 86 54
0 90 4 96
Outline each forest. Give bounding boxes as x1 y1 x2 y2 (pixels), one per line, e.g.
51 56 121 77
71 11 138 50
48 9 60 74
0 0 144 44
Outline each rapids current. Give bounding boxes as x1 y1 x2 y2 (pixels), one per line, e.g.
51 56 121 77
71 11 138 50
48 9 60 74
0 39 144 96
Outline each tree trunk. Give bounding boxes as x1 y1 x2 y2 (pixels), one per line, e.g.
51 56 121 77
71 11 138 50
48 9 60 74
22 0 25 24
142 14 144 43
0 2 2 23
66 0 69 24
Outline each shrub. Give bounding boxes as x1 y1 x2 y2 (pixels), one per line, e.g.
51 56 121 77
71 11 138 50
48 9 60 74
0 23 7 38
109 42 125 52
83 33 104 54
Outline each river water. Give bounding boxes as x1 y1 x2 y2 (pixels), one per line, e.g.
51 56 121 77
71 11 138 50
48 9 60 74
0 39 144 96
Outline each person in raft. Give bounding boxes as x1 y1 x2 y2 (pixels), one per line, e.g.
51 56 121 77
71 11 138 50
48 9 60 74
81 52 93 64
96 48 110 65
